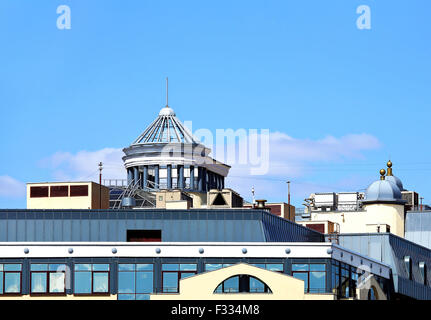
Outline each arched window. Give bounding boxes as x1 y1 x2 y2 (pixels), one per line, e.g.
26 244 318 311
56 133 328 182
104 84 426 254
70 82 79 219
214 275 272 294
368 286 377 300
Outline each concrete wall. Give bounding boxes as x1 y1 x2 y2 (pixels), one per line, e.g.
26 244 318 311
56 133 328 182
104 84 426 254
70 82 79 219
27 182 109 210
311 203 405 237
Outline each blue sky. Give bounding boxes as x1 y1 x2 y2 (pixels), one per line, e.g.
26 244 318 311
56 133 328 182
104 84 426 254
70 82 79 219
0 0 430 208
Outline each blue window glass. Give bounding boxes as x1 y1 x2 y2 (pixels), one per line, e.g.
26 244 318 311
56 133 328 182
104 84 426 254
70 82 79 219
180 264 197 271
162 264 179 271
180 272 195 280
49 273 65 293
250 277 265 293
119 264 135 271
93 264 110 271
136 264 153 271
0 272 3 294
74 272 91 294
4 264 21 272
223 276 239 293
0 265 3 271
75 264 91 271
310 272 326 293
93 273 109 293
5 273 20 293
163 272 178 293
49 264 65 272
136 294 150 300
292 272 308 290
31 264 48 271
205 264 221 271
31 273 47 293
118 272 135 294
292 264 308 271
118 294 135 300
251 264 266 269
310 264 326 271
267 264 283 272
136 272 153 293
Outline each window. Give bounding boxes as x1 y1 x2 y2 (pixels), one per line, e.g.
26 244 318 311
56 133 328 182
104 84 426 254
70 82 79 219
50 186 68 197
118 264 153 300
31 264 66 294
127 230 161 242
205 263 232 272
214 275 272 293
70 185 88 197
0 264 22 294
251 263 283 272
292 263 326 293
162 264 197 293
419 262 427 286
74 264 109 295
30 186 49 198
404 256 412 280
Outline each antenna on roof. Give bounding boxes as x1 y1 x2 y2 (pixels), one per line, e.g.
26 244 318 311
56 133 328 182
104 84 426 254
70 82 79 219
166 77 169 107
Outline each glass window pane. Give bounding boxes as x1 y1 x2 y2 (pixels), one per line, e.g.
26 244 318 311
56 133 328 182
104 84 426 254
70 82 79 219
136 272 153 293
118 272 135 294
292 264 308 271
49 264 65 272
267 264 283 272
50 273 65 293
74 272 91 294
292 272 308 291
119 264 135 271
223 276 239 293
163 273 178 292
4 264 21 272
0 272 3 294
310 264 326 272
251 264 265 269
310 271 326 292
136 264 153 271
0 265 3 272
136 294 150 300
93 264 110 271
93 272 109 293
31 264 48 271
205 264 221 271
31 273 47 293
4 273 20 293
180 272 195 279
162 264 179 271
118 294 135 300
250 277 265 293
75 264 91 271
180 264 197 271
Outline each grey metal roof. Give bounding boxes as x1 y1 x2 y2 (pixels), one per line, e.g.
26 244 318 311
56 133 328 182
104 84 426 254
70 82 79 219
131 106 201 145
362 179 404 204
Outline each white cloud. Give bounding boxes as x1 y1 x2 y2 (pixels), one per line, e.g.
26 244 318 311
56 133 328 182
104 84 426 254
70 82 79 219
0 176 26 198
39 148 125 182
38 131 381 204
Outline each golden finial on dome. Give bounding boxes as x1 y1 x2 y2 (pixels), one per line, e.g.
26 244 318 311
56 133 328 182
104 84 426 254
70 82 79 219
380 169 386 180
387 160 393 176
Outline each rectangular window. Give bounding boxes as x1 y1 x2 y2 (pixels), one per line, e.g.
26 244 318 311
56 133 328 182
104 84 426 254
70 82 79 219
70 185 89 197
292 263 326 293
205 263 232 272
74 264 109 295
30 186 49 198
162 264 197 293
50 186 69 197
251 263 284 272
30 264 67 294
0 264 22 295
118 264 153 300
127 230 161 242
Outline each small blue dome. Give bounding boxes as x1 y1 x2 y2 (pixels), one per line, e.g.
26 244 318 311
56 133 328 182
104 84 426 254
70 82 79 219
385 175 404 191
363 179 404 204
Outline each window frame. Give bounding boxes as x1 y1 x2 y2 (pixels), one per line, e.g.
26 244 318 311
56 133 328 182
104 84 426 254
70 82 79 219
117 263 154 300
73 264 110 296
292 263 326 294
161 264 197 293
30 264 66 296
0 264 22 296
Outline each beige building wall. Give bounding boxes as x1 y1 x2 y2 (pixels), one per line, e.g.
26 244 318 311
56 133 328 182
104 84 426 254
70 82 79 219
150 263 336 301
310 203 405 237
27 182 109 210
